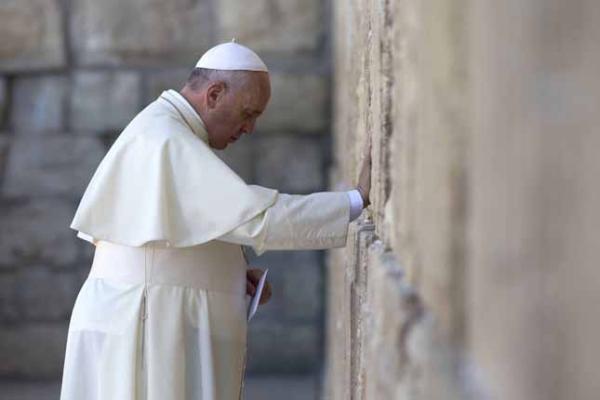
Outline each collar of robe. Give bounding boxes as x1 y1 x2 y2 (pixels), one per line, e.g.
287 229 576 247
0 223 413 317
159 89 210 145
69 89 279 248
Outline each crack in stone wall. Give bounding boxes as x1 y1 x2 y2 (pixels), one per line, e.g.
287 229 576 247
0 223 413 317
327 0 600 399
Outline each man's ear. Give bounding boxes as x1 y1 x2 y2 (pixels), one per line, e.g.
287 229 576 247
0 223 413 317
206 81 227 109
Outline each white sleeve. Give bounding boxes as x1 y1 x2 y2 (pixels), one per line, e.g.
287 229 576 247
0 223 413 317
216 191 351 256
346 189 364 221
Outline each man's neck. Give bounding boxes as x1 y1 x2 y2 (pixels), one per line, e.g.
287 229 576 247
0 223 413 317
169 88 212 146
178 88 207 126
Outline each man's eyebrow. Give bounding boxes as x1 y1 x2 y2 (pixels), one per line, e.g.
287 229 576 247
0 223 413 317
244 108 262 116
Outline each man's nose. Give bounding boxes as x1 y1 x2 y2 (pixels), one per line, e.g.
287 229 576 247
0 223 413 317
243 119 256 135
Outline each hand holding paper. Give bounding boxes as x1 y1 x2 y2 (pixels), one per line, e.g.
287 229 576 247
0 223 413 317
247 268 269 321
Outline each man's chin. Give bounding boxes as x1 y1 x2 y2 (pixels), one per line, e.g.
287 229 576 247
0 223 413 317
208 139 228 150
215 142 229 150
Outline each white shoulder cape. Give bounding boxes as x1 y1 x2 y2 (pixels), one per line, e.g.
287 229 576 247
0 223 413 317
70 90 279 247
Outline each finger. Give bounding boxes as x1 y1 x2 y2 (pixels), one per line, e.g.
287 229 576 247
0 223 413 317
247 269 262 285
246 281 256 296
259 282 272 305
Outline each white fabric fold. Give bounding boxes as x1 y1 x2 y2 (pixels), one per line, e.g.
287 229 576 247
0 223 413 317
70 89 278 247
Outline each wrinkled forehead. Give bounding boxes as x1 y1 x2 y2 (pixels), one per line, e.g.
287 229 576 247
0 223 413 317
245 71 270 94
238 71 270 106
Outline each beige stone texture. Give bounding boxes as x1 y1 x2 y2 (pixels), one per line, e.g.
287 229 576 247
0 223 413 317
324 220 375 400
0 199 81 268
255 135 324 193
258 73 328 134
2 135 105 198
468 1 600 399
0 323 68 378
70 71 142 132
0 78 6 125
142 68 190 104
71 0 212 66
217 0 322 53
11 75 68 132
328 0 600 399
0 0 65 71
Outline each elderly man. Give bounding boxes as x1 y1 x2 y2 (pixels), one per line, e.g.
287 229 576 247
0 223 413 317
59 42 371 400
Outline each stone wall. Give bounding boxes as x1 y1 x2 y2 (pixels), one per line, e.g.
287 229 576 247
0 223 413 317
0 0 332 380
326 0 600 399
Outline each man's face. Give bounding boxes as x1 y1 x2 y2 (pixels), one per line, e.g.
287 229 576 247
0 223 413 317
205 72 271 150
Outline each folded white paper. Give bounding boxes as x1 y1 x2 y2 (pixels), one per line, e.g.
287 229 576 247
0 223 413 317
247 268 269 321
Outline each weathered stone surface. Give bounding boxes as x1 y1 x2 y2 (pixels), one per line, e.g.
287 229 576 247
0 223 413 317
244 250 323 375
217 0 322 53
363 241 429 399
143 68 190 104
16 266 81 320
0 134 9 176
0 322 68 378
0 272 18 321
469 2 600 399
2 135 105 197
0 0 65 72
0 199 80 268
244 376 318 400
247 322 319 373
214 135 255 183
11 75 67 132
328 0 474 396
330 0 600 399
255 136 323 193
71 0 212 66
258 73 328 134
325 221 375 400
247 250 322 321
0 78 6 126
70 71 141 132
281 252 322 321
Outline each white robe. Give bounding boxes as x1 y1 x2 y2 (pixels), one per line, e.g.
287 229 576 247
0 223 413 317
59 90 354 400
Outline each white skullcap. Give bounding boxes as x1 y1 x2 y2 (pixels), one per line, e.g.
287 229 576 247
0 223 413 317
195 40 268 72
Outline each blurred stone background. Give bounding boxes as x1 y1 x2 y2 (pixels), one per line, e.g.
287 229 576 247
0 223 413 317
0 0 333 399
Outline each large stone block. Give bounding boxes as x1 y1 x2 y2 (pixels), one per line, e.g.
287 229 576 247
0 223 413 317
143 68 190 104
258 73 328 134
246 250 322 322
2 135 105 197
247 322 320 373
11 75 68 132
255 135 324 193
282 256 322 321
214 135 255 183
71 0 212 66
70 71 141 132
0 322 68 378
0 134 9 176
0 0 65 72
17 266 82 320
0 199 80 268
364 241 427 399
0 272 18 321
0 78 6 127
217 0 322 53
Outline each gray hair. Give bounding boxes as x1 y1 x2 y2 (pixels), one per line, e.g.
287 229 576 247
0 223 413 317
185 68 253 92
